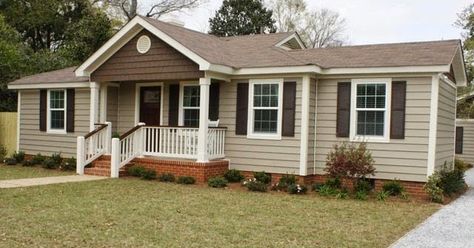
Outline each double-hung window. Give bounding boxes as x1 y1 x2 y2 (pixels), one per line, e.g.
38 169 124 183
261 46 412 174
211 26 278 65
182 85 200 127
47 89 67 133
248 79 283 139
351 79 391 142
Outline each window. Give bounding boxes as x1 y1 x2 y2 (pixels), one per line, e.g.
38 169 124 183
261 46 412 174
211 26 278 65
351 79 391 142
248 79 283 139
182 85 200 127
48 89 66 133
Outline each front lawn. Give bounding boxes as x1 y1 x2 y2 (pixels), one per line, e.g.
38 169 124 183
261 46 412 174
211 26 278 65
0 164 74 180
0 178 438 247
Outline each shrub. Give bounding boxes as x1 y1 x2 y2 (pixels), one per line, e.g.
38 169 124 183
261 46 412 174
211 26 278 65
50 153 62 166
355 190 368 201
22 160 33 167
311 183 324 192
177 176 196 185
335 191 349 199
12 151 25 163
318 185 338 197
127 166 146 177
254 171 272 184
141 169 157 180
325 177 341 189
31 153 46 165
42 158 59 169
454 158 470 172
355 179 372 193
0 145 6 161
243 178 267 192
287 184 307 194
224 169 244 182
4 157 17 165
208 176 228 188
424 173 444 203
325 142 375 183
376 190 390 201
158 173 176 182
273 174 297 191
438 167 465 196
382 179 405 196
62 157 76 171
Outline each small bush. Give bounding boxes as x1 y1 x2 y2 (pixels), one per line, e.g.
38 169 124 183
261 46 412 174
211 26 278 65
224 169 244 182
177 176 196 185
22 160 33 167
141 169 157 180
438 167 465 196
127 166 146 177
376 190 390 201
0 145 6 161
243 178 267 192
50 153 62 166
158 173 176 182
318 185 338 197
4 157 17 165
355 179 373 193
325 177 341 189
208 176 228 188
278 174 298 190
42 158 59 169
12 151 25 163
287 184 307 194
62 157 76 171
31 153 46 165
424 173 444 203
254 171 272 184
325 142 375 181
382 179 405 196
311 183 324 192
355 190 368 201
335 191 349 199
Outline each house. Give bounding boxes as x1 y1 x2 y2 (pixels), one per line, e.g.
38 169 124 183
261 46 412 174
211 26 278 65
455 92 474 165
8 15 467 194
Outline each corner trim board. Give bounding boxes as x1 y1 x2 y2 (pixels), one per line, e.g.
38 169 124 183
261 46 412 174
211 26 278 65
427 74 440 176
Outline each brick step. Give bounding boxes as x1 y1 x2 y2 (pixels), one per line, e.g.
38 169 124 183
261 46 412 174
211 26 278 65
92 160 111 168
84 166 126 177
96 155 111 161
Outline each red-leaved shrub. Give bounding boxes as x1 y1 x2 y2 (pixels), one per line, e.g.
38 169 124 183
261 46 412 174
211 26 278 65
325 142 375 181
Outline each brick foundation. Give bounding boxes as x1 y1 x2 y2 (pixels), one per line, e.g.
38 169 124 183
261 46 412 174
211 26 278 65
130 157 229 183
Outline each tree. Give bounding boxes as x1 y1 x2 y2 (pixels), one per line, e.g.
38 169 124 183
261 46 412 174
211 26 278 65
209 0 276 37
269 0 346 48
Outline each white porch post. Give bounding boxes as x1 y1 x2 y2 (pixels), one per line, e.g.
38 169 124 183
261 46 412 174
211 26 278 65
197 77 210 162
110 138 120 178
76 136 85 175
99 83 108 123
105 121 112 154
89 82 99 131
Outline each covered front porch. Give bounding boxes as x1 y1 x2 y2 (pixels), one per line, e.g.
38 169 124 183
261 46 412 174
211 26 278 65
76 75 229 178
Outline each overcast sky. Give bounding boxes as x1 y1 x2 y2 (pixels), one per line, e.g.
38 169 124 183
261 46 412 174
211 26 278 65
144 0 472 45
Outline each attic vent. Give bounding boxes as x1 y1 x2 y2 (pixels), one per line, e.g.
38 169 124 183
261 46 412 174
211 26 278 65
136 35 151 54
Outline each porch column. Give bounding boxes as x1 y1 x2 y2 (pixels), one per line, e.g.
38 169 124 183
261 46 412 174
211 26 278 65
89 82 99 131
99 83 108 123
197 77 210 162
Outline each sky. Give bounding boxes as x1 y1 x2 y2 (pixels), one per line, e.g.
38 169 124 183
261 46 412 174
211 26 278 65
142 0 472 45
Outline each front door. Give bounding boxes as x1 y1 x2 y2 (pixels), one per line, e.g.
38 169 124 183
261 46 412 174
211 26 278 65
139 86 161 126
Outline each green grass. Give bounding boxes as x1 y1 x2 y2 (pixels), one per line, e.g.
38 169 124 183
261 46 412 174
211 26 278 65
0 178 438 248
0 164 74 180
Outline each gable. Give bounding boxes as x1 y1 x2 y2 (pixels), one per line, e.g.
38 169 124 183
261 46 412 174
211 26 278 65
91 30 204 82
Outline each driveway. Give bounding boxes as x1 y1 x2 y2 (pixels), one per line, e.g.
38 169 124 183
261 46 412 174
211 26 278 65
391 168 474 248
0 175 107 188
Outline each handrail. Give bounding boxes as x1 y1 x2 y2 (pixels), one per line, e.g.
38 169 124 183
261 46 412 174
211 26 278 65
84 124 108 139
144 125 227 130
119 124 143 140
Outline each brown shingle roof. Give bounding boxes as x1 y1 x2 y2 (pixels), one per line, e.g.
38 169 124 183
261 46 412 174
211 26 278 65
9 66 88 85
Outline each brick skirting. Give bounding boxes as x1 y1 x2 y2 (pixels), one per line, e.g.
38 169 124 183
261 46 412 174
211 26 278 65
130 157 229 183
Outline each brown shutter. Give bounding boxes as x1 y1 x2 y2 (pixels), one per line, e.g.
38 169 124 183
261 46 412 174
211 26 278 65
390 81 406 139
336 82 351 137
282 81 296 137
209 81 220 121
456 126 464 154
39 89 47 131
235 83 248 135
66 89 75 132
168 84 179 126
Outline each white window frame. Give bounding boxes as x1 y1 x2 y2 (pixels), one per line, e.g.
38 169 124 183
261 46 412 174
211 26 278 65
178 81 200 126
350 78 392 143
47 89 67 134
247 78 284 140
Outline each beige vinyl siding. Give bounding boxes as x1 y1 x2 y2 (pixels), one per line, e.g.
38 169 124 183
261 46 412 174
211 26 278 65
307 78 317 175
107 86 119 132
19 88 90 157
456 119 474 164
221 78 302 174
314 77 432 182
434 80 456 169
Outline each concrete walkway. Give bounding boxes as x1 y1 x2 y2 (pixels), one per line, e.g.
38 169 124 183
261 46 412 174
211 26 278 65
391 168 474 248
0 175 107 189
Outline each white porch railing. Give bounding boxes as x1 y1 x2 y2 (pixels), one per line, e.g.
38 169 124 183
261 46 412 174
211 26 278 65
76 122 112 175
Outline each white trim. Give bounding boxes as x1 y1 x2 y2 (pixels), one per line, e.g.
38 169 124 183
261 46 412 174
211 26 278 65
90 82 99 131
136 35 151 54
99 83 108 123
16 91 21 151
234 65 322 76
197 77 210 162
247 78 284 140
322 65 450 75
313 79 318 175
349 78 392 143
299 75 310 176
134 82 164 126
178 82 200 126
439 74 457 89
8 82 89 90
427 74 440 176
275 33 306 50
46 89 67 134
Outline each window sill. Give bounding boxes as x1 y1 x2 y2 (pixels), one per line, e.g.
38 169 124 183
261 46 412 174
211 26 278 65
47 129 67 135
247 133 282 140
350 135 389 143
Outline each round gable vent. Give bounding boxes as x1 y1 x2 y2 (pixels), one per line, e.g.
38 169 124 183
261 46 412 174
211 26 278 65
136 35 151 54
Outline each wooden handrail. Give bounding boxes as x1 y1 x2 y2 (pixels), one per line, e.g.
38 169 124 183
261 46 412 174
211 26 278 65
84 124 108 139
119 125 143 140
143 125 227 130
